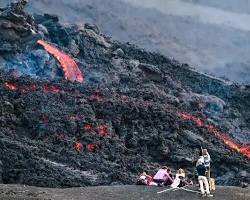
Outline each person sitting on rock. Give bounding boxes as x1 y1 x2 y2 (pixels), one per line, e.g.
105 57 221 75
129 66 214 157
171 168 185 188
165 168 174 185
196 158 213 198
171 168 193 188
153 166 173 186
137 171 157 186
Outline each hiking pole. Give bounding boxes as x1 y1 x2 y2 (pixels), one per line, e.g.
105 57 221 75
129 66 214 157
157 185 189 194
157 187 179 194
180 187 201 194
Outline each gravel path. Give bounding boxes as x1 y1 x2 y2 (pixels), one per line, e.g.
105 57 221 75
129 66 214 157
0 184 249 200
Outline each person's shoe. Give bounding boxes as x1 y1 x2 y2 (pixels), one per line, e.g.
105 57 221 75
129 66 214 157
201 194 206 198
206 194 213 197
158 183 164 187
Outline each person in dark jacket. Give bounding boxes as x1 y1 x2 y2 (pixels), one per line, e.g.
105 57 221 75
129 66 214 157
196 157 213 197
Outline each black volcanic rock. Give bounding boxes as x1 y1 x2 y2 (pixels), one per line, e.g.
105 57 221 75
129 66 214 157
0 0 38 49
0 1 249 188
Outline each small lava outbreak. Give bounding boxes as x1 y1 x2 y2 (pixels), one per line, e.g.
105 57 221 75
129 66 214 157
86 144 97 152
4 81 60 94
0 0 249 188
37 40 83 83
73 141 83 152
97 125 108 137
4 82 17 90
83 123 93 131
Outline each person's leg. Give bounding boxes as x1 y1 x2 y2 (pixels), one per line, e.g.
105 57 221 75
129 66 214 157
203 176 211 195
149 182 158 186
164 178 173 186
171 178 180 188
153 179 164 187
153 179 162 184
198 176 205 195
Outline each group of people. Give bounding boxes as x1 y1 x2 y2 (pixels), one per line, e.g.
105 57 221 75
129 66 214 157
137 167 192 187
137 148 214 198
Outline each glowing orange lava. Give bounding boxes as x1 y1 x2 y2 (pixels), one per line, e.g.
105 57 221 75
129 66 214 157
177 112 250 158
239 145 250 157
89 87 103 101
37 40 83 83
4 81 61 94
73 141 82 152
86 144 97 152
4 82 17 90
43 85 60 93
97 125 107 137
84 123 93 131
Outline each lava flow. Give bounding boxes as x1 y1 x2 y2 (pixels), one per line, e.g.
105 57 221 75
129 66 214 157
4 81 60 94
73 141 82 152
83 123 93 131
37 40 83 83
177 112 250 158
97 125 107 137
4 79 249 158
4 81 17 90
86 144 97 152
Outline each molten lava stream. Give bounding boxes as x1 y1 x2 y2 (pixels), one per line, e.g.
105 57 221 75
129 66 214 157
97 125 107 137
73 141 82 152
239 145 250 158
4 81 62 94
86 144 97 152
37 40 83 83
4 82 17 90
177 112 250 158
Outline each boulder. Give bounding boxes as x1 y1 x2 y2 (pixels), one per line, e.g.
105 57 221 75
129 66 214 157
181 130 204 146
138 63 163 82
85 29 111 48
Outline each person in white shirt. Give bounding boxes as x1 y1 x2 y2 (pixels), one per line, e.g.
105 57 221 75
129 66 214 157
202 149 211 169
171 168 193 188
202 149 211 180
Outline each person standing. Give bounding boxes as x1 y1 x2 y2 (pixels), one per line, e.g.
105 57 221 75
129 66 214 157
196 157 213 198
202 149 211 180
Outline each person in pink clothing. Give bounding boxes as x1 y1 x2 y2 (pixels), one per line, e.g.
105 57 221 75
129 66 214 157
153 166 174 186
